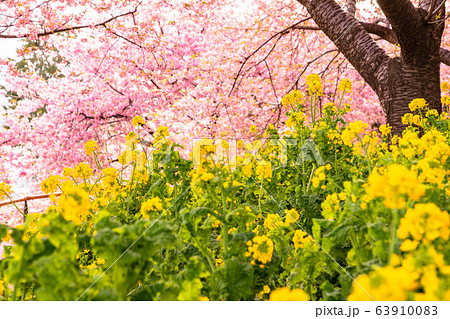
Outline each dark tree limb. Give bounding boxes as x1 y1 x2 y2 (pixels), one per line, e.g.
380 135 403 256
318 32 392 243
0 9 137 39
376 0 424 54
296 0 390 92
346 0 357 16
359 22 398 44
292 19 450 67
439 47 450 65
426 0 438 20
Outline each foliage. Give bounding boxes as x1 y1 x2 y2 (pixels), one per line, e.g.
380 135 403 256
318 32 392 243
1 80 450 300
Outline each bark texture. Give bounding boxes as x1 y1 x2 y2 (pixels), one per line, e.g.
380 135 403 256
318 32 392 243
296 0 447 136
346 0 357 16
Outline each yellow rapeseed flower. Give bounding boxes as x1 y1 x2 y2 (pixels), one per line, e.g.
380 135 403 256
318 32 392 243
398 203 450 248
57 184 91 224
246 235 274 264
408 98 428 112
41 175 60 194
364 164 425 209
292 229 314 249
268 287 309 301
141 197 163 218
0 279 4 296
306 74 323 96
379 124 391 137
132 115 145 127
338 78 352 93
73 162 93 180
348 266 419 301
255 163 272 181
441 95 450 106
84 140 99 156
281 90 304 107
284 208 299 226
0 182 12 201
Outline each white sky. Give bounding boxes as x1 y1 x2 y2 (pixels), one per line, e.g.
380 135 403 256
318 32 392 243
0 38 20 59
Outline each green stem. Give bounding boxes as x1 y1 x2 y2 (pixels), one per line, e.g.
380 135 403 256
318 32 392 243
337 91 345 111
93 152 102 171
305 164 316 193
222 223 229 259
193 237 215 272
388 209 399 265
2 192 25 217
350 234 361 273
220 176 229 259
21 283 27 301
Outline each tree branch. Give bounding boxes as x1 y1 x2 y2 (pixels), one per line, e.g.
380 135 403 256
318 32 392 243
0 9 137 39
288 19 450 67
346 0 357 16
426 0 438 20
376 0 426 55
430 0 447 19
296 0 390 92
228 17 312 97
360 22 450 67
439 47 450 66
359 22 398 44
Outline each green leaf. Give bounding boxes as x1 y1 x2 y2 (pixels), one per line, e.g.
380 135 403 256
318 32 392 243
210 258 253 300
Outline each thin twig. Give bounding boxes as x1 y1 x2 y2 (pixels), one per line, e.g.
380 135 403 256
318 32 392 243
0 192 62 208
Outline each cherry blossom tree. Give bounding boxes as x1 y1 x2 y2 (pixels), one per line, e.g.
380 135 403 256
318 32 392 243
297 0 450 135
0 0 448 183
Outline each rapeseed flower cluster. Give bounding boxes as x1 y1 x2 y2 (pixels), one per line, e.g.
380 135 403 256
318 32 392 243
285 111 306 129
72 162 93 180
246 235 274 265
140 197 163 219
255 163 272 181
408 98 428 112
292 229 314 249
268 287 309 301
264 214 283 230
311 164 332 189
364 164 425 209
132 115 145 127
0 279 4 296
41 175 60 194
284 208 299 226
341 121 368 147
306 74 323 96
57 183 91 224
0 182 11 201
257 285 271 299
413 159 446 189
84 140 99 156
321 192 347 220
337 78 352 93
281 90 304 107
397 203 450 250
101 167 119 187
348 266 419 301
379 124 391 136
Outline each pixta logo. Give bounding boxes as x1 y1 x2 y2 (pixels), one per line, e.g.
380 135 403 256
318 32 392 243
122 130 172 174
192 138 324 167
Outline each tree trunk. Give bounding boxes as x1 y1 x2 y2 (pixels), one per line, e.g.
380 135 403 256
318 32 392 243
378 56 441 136
296 0 445 136
376 0 443 136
